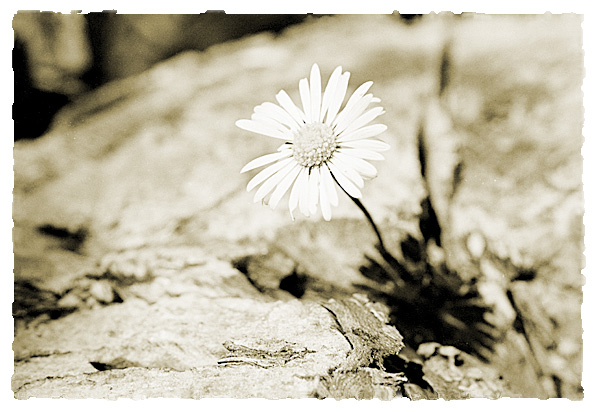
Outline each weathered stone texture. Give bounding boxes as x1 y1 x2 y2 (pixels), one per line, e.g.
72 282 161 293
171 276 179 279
422 14 583 399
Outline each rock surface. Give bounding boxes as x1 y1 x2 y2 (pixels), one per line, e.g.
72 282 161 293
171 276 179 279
422 14 583 399
13 14 583 399
13 250 400 399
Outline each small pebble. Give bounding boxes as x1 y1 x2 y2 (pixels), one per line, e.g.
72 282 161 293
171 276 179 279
417 342 441 359
465 367 484 380
57 291 82 308
89 280 114 304
466 232 486 259
438 345 461 359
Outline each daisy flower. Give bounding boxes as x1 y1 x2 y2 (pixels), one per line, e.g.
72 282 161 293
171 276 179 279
237 64 390 221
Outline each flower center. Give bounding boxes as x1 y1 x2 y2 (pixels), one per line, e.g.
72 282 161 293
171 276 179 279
292 122 337 168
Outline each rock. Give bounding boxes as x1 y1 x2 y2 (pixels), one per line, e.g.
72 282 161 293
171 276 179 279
13 243 405 399
314 296 406 399
416 342 514 399
14 15 438 398
88 280 114 304
13 259 404 398
422 14 583 399
56 291 82 309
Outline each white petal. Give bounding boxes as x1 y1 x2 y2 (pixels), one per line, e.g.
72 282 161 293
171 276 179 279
277 143 292 151
338 147 385 161
308 167 320 215
251 112 289 133
310 64 322 122
289 168 308 217
334 152 378 179
333 94 375 134
268 164 301 209
348 93 377 117
342 81 373 113
320 66 342 123
253 160 296 203
246 157 295 191
298 169 311 217
337 124 387 143
340 107 385 136
320 165 338 206
327 161 362 199
254 102 301 130
340 139 390 152
276 90 306 124
241 151 292 173
319 172 332 221
325 72 350 125
299 78 311 123
331 155 364 188
236 119 293 140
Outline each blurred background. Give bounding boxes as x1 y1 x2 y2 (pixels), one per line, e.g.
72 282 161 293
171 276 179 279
13 11 421 140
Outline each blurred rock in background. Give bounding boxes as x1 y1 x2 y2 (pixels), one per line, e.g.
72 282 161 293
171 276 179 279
13 11 90 139
13 12 320 140
13 12 427 141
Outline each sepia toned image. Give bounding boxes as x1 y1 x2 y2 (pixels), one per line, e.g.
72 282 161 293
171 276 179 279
12 11 584 399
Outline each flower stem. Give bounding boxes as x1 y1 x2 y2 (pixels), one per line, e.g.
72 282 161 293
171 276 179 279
349 196 388 253
331 174 387 254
